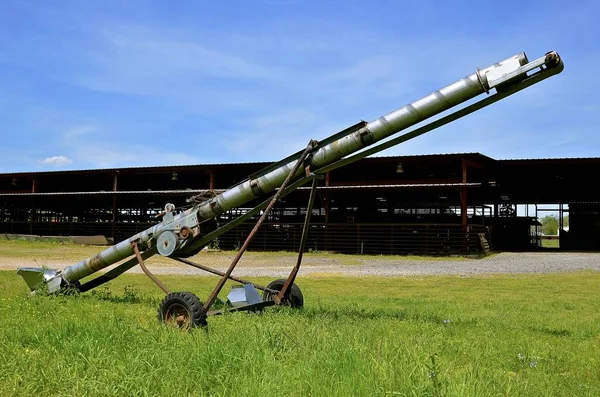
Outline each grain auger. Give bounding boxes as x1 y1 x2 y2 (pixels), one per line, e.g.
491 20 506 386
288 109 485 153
17 50 564 327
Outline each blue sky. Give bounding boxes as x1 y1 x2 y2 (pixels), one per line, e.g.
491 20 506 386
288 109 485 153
0 0 598 172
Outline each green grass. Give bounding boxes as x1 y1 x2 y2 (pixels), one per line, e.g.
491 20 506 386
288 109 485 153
1 270 600 396
0 238 469 270
540 239 560 248
0 238 96 259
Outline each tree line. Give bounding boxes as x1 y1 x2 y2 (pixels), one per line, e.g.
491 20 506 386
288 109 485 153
540 215 569 236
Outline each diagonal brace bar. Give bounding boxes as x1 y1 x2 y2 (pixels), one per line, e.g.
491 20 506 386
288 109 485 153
277 177 319 301
202 140 319 311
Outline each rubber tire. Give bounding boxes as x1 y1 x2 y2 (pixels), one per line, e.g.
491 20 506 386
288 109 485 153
157 291 208 328
262 279 304 308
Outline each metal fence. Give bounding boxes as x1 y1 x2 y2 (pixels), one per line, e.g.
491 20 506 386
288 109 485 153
215 223 482 255
1 221 483 255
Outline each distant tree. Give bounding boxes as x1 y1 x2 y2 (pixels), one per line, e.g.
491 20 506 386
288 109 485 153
541 215 559 235
563 215 569 228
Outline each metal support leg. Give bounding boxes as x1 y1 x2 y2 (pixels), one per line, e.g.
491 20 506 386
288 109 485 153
202 141 318 311
277 177 318 302
131 242 170 294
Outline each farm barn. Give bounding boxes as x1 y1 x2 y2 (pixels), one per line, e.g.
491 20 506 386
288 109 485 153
1 153 597 255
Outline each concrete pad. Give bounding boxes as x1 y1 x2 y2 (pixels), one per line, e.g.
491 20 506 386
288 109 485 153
1 233 42 241
69 235 110 245
40 236 73 242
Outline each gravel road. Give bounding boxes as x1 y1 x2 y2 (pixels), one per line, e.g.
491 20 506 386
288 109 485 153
4 251 599 278
101 252 600 277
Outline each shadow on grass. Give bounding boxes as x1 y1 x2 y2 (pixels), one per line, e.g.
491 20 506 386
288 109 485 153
528 326 571 337
75 287 475 328
82 286 230 310
83 285 159 305
264 305 477 326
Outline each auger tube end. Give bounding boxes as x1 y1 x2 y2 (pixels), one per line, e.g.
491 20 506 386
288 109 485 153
16 267 63 293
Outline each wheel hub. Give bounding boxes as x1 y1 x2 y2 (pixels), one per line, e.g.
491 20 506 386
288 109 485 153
165 303 191 329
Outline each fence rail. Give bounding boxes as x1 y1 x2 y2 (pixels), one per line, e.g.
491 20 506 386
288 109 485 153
217 223 482 255
1 221 484 255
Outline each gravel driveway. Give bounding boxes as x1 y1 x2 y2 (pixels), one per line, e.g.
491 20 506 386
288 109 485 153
122 252 600 277
4 251 599 278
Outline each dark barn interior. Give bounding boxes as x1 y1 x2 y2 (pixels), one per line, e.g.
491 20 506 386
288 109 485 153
1 153 598 255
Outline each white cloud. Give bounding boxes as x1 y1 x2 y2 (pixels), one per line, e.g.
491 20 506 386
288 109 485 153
40 155 73 166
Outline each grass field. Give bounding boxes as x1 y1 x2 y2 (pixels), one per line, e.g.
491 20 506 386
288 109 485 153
0 238 466 269
1 269 600 396
540 239 560 249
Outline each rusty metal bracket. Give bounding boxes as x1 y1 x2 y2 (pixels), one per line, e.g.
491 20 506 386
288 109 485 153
131 242 170 294
202 141 317 311
304 164 311 178
277 177 319 302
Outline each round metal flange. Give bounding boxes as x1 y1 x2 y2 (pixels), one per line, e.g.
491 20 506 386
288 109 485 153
179 226 192 240
156 231 178 257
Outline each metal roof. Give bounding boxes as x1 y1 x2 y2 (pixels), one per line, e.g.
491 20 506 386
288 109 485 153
368 152 494 160
0 183 482 198
5 152 600 178
499 156 600 162
0 189 223 197
0 161 272 177
0 152 495 177
302 183 481 189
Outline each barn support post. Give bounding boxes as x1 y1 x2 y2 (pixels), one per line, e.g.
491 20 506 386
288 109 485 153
209 172 216 190
324 171 330 251
461 159 468 254
112 172 118 241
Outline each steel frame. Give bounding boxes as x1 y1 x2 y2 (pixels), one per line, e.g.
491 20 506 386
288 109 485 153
62 53 564 322
97 140 324 317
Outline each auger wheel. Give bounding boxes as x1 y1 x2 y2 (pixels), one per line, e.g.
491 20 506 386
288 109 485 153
157 291 207 329
262 279 304 308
